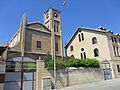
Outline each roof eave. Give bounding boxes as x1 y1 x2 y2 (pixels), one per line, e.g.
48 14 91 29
26 22 51 32
64 27 81 48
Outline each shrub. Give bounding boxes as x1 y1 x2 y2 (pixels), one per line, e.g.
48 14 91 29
44 52 52 68
44 54 100 70
80 58 100 67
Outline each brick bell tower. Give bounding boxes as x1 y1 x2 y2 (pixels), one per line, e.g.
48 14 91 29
44 7 63 57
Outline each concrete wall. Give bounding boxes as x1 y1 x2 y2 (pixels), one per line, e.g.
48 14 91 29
0 63 6 90
44 67 104 89
0 84 4 90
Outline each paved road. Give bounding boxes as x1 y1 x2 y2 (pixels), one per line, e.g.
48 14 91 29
57 79 120 90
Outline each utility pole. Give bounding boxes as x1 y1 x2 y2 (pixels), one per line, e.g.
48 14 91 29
53 34 56 89
53 19 56 89
20 51 24 90
20 14 26 90
53 1 68 89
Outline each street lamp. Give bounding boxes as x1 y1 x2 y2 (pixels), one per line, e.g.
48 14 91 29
53 21 56 90
53 1 67 89
20 51 24 90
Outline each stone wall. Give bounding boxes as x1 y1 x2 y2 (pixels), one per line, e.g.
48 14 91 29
44 67 104 89
25 29 51 54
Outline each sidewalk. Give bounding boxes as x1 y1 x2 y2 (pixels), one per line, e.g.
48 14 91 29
57 78 120 90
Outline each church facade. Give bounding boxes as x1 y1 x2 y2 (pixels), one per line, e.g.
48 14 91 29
5 7 63 60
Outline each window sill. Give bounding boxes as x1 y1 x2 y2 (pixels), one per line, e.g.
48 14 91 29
92 44 98 46
117 72 120 75
70 51 74 53
55 51 59 53
36 48 42 50
94 56 99 57
114 56 120 57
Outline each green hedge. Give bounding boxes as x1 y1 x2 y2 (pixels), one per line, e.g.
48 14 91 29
44 53 100 70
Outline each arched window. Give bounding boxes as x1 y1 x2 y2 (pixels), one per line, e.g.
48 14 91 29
92 37 97 44
70 46 74 51
83 52 86 59
94 48 99 57
78 34 81 42
81 33 84 41
80 53 83 59
80 48 87 59
71 55 74 58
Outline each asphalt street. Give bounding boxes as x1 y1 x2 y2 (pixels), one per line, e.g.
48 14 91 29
57 78 120 90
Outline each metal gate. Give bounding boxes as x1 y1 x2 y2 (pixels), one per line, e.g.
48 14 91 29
4 57 36 90
101 60 112 80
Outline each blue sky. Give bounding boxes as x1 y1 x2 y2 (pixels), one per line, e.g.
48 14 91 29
0 0 120 46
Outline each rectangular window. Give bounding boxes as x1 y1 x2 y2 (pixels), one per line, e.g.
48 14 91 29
119 39 120 43
117 65 120 72
54 25 56 32
111 36 114 42
55 42 58 51
113 46 116 56
114 37 117 43
57 26 59 32
116 47 119 56
37 41 41 49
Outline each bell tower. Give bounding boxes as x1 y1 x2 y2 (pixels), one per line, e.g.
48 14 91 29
44 7 61 34
44 7 63 57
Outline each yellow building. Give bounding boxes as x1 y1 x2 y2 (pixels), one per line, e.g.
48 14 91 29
65 27 120 79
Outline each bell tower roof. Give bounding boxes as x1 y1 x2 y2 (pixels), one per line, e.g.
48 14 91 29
44 7 60 14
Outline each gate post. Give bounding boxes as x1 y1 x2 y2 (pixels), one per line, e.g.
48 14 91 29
36 57 45 90
0 61 6 90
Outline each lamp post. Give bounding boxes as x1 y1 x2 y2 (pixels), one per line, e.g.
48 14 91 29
53 1 67 88
20 51 24 90
53 20 56 89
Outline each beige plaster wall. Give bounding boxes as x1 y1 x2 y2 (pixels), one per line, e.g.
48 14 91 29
67 30 111 62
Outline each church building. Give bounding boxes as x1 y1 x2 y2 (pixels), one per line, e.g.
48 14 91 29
5 7 63 60
0 7 63 90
